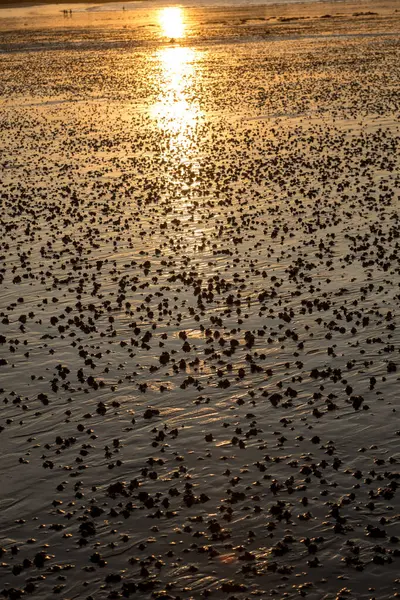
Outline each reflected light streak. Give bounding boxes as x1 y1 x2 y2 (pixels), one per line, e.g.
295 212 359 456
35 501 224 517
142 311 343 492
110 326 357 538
158 7 185 39
151 46 202 156
219 553 237 564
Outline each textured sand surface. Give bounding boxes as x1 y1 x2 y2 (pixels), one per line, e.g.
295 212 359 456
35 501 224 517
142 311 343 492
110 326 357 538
1 3 400 600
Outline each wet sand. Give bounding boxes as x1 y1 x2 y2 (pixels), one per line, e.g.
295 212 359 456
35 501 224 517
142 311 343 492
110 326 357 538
1 2 400 599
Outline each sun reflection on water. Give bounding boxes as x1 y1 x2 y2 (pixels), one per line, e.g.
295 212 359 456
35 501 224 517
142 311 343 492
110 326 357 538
158 7 185 39
151 46 202 157
150 15 205 242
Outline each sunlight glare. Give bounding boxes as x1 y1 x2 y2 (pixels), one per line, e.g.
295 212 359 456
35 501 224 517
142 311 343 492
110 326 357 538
151 47 201 141
149 44 206 247
159 7 185 39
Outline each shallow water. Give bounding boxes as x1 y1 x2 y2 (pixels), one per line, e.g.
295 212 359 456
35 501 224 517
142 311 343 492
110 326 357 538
1 3 400 600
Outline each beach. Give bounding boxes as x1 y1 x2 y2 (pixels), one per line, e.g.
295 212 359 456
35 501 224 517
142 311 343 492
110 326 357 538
1 1 400 598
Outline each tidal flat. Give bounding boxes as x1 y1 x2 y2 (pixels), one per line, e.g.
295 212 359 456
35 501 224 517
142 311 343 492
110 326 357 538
1 2 400 599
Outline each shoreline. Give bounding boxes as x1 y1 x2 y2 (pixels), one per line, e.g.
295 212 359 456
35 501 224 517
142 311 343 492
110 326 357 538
0 0 144 7
0 0 396 13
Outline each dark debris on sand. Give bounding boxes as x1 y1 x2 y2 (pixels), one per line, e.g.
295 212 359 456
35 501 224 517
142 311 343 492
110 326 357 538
1 6 400 600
